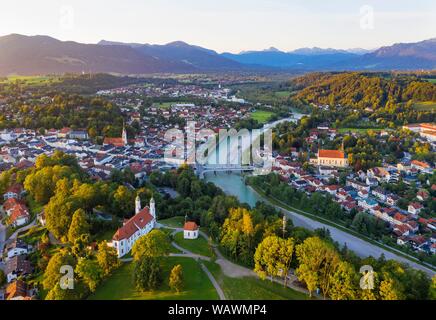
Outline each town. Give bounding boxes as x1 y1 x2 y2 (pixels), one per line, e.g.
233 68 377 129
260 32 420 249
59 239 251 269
0 72 435 301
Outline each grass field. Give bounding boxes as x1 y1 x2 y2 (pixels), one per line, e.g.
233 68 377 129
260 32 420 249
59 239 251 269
413 101 436 111
423 78 436 84
203 261 308 300
338 127 385 134
94 228 118 242
251 110 275 123
274 91 292 98
0 75 61 86
153 101 189 109
158 216 185 228
173 232 214 257
89 257 219 300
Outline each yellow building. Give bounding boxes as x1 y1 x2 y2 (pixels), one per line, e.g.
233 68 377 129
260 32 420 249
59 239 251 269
310 149 349 168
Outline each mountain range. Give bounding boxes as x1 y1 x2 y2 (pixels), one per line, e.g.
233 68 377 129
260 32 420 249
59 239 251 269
0 34 435 76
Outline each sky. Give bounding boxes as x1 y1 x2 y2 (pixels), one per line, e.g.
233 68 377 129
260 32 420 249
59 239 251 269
1 0 435 53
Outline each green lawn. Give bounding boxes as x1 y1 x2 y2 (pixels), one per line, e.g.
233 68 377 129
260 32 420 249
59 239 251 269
251 110 275 123
173 232 214 257
153 101 185 109
274 91 292 98
338 127 385 134
158 216 185 228
89 257 219 300
94 228 117 242
204 261 308 300
413 101 436 111
423 78 436 84
0 75 61 86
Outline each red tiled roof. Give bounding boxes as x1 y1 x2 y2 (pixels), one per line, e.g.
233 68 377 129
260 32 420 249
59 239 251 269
409 202 423 210
394 213 408 223
411 160 430 168
3 198 22 211
103 137 125 147
59 127 71 134
113 207 154 241
319 150 345 159
10 204 30 223
5 280 28 300
184 221 198 231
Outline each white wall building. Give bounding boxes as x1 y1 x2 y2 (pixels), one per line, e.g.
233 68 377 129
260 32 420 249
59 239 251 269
111 196 156 258
183 221 199 239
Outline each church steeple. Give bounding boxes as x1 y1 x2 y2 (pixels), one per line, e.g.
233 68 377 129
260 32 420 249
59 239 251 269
149 197 156 220
135 194 141 214
122 121 128 146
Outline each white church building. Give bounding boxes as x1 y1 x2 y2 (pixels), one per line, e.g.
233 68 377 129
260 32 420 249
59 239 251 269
111 196 156 258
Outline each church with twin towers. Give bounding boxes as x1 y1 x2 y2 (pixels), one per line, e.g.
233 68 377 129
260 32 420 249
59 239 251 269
110 195 156 258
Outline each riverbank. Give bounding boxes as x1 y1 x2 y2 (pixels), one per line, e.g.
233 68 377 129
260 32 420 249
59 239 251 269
247 182 435 276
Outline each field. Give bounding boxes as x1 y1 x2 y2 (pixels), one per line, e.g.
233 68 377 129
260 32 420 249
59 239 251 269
274 91 292 98
251 110 275 123
338 127 385 134
89 257 219 300
0 75 61 86
158 216 185 228
203 261 308 300
152 101 188 109
413 101 436 111
173 232 214 257
423 78 436 84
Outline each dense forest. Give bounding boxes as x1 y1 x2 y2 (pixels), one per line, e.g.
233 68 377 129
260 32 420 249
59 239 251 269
293 72 436 108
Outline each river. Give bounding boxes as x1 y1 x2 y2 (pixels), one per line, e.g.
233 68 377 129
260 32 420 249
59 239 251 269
203 110 435 276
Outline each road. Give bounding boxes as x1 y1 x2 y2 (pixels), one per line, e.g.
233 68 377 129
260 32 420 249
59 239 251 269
249 187 435 277
0 222 6 253
159 224 313 297
0 222 6 272
8 218 37 240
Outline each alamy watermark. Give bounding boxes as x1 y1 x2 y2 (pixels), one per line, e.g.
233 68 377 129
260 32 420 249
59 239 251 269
60 265 74 290
164 121 273 175
359 265 375 290
360 5 375 30
59 5 75 31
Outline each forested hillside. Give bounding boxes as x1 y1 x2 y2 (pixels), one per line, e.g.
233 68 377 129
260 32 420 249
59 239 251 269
293 72 436 109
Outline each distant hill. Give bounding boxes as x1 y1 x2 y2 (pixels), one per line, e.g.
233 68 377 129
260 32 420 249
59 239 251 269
289 47 350 55
343 38 436 70
222 39 436 70
0 34 435 75
98 40 245 71
0 34 195 76
221 50 358 69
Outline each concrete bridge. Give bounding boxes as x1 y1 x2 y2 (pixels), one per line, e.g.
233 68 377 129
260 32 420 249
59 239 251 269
196 164 255 179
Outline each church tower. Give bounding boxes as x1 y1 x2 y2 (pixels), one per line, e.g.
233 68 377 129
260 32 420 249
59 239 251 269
135 194 141 214
150 197 156 219
122 121 128 146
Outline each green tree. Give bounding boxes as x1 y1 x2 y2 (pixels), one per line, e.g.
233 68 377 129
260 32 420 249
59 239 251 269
131 230 171 261
45 281 87 300
0 269 6 287
75 258 103 292
134 256 162 291
379 276 405 300
254 235 295 286
295 237 341 298
169 264 184 293
68 209 90 244
328 261 357 300
43 250 76 290
430 275 436 300
96 242 120 276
